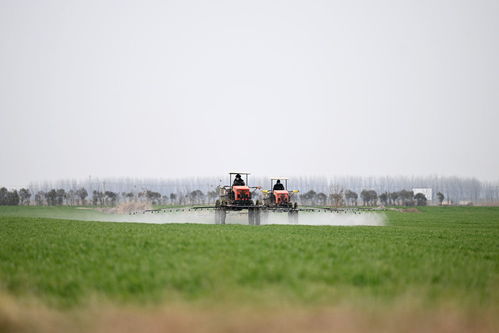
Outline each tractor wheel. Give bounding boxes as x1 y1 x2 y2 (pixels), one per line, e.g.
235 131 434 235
215 200 221 207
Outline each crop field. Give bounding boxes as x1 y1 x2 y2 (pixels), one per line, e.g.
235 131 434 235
0 206 498 332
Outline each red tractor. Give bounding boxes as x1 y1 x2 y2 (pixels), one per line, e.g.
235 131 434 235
214 172 261 224
261 178 299 223
262 178 299 209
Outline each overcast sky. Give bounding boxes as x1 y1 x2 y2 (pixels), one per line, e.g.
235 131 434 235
1 0 498 188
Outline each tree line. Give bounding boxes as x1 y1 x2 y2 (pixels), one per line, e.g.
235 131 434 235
0 188 30 206
1 185 447 207
298 189 437 207
25 175 499 204
0 187 218 207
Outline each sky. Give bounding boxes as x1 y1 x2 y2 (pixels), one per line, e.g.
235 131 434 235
1 0 498 188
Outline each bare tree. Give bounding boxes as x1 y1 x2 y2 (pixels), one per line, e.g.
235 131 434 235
329 185 344 207
330 192 344 207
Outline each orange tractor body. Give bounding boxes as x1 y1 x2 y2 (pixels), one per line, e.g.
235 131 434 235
273 190 290 205
232 186 252 201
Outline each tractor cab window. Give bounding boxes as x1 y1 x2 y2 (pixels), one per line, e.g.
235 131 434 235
233 174 245 186
273 180 285 190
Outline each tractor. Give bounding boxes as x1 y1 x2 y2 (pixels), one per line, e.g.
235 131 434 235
214 172 261 225
261 178 299 223
262 178 299 209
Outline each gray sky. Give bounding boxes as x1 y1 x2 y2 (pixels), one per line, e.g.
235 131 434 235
1 0 498 188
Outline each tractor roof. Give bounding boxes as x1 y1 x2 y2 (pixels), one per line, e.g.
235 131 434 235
229 172 251 175
271 177 289 180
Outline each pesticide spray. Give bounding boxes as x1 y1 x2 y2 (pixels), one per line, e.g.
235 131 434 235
55 203 386 226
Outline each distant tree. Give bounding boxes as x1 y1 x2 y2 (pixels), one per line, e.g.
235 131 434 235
0 189 19 206
75 187 88 206
399 190 415 206
180 194 188 205
414 193 427 206
92 191 104 206
46 189 57 206
317 192 327 206
389 192 399 206
56 189 66 205
368 190 378 206
328 185 343 206
76 188 88 205
436 192 445 206
0 187 7 205
330 192 344 207
66 190 74 206
19 188 31 206
344 190 358 206
360 190 370 206
121 192 134 202
300 190 317 206
7 190 19 205
379 192 388 206
189 190 205 205
361 190 378 206
35 191 46 206
146 190 162 204
104 191 118 206
207 191 218 204
170 193 177 204
329 185 344 207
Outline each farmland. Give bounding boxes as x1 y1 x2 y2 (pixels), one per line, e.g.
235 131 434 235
0 206 498 332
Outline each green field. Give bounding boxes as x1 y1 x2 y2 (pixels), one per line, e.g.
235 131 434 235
0 206 497 311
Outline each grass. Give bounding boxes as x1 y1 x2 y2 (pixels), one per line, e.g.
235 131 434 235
0 206 497 310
